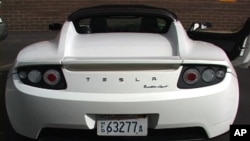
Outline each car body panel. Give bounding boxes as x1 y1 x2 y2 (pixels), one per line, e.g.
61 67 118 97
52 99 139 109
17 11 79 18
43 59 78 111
16 21 233 68
6 71 238 139
64 33 176 58
188 18 250 68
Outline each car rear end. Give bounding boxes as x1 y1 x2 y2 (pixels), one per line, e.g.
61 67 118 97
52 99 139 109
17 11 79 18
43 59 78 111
5 6 239 139
6 55 238 139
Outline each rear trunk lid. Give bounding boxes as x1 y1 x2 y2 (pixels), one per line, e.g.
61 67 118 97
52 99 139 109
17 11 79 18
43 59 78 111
61 33 183 93
62 33 179 59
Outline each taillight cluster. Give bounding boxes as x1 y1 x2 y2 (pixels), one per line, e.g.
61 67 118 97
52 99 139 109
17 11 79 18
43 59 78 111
177 65 227 89
17 65 67 90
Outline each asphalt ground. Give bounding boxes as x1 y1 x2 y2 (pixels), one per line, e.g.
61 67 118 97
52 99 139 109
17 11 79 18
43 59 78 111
1 32 250 141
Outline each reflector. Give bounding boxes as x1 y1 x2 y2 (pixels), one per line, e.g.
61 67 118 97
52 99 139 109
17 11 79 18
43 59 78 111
216 70 226 79
19 71 27 79
28 70 42 83
202 69 215 83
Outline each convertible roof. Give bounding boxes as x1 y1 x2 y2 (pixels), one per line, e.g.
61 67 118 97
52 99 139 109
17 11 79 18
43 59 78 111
68 5 178 21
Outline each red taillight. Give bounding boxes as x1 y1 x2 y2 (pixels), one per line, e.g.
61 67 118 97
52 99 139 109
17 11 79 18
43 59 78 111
187 73 197 81
183 68 200 85
178 65 227 89
43 69 61 85
48 74 56 82
17 65 67 90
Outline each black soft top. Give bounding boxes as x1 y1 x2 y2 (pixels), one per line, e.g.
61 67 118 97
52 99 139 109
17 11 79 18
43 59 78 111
68 5 178 21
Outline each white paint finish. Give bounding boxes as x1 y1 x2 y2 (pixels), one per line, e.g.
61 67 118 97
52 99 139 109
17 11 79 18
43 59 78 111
15 20 234 67
172 22 229 62
63 68 182 93
65 33 176 58
6 72 238 139
62 56 182 65
16 40 60 65
184 40 228 61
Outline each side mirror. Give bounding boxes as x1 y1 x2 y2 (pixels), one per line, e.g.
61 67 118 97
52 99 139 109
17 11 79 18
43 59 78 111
49 23 62 31
189 22 212 31
0 17 8 41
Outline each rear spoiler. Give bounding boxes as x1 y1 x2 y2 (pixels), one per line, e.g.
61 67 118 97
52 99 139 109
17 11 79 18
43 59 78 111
62 57 183 71
62 57 183 65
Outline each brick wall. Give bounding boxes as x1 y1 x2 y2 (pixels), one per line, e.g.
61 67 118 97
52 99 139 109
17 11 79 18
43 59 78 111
1 0 250 31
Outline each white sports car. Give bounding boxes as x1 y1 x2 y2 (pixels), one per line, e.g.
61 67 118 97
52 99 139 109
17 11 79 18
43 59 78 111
5 5 250 140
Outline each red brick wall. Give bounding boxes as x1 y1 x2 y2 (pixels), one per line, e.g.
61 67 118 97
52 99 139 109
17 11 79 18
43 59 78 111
1 0 250 31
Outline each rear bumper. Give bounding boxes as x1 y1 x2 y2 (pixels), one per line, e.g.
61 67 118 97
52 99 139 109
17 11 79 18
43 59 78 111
6 73 239 139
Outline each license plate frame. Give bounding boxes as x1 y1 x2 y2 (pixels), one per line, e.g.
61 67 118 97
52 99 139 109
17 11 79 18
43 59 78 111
97 115 148 136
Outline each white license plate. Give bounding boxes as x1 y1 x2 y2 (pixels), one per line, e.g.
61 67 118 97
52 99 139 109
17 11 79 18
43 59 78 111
97 115 148 136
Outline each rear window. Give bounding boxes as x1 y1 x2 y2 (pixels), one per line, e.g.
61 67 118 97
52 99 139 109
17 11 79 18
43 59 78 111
74 16 171 34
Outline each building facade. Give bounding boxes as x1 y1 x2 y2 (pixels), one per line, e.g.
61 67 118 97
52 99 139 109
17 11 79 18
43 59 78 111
1 0 249 31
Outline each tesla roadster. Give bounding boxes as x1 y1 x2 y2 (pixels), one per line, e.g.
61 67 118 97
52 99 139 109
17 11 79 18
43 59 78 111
6 5 249 140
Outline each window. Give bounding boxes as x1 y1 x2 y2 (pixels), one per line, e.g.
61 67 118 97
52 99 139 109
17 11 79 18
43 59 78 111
75 16 171 34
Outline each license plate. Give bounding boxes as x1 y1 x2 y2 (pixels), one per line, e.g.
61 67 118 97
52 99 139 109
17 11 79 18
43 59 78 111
97 115 148 136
